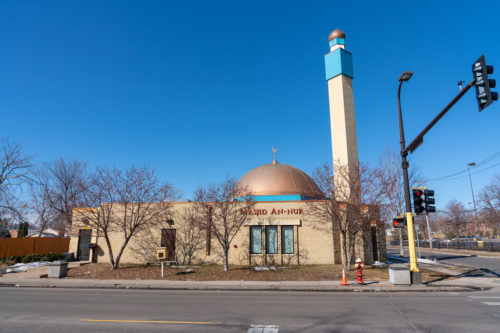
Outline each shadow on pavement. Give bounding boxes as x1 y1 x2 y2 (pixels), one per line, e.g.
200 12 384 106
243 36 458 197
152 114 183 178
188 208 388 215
424 269 488 285
428 255 476 261
479 268 500 277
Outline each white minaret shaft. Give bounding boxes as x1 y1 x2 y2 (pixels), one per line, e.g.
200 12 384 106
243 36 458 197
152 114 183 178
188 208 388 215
324 29 359 198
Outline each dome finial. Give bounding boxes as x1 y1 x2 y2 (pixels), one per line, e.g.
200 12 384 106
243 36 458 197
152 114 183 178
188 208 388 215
272 146 278 164
328 28 346 41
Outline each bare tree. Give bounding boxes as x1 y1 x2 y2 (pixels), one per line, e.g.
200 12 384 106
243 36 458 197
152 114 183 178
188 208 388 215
444 199 471 238
479 174 500 236
193 176 254 271
376 149 421 253
307 162 384 271
130 206 205 265
174 207 206 265
28 185 57 237
77 166 176 269
0 139 32 221
32 159 87 235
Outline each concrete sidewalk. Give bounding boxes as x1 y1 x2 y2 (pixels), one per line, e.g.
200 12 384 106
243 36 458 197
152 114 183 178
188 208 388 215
0 275 495 292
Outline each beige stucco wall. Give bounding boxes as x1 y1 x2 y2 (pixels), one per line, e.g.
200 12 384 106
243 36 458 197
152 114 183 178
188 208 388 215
69 200 386 266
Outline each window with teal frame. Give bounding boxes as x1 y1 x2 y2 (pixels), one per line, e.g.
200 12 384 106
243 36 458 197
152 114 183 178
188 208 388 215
266 226 278 254
250 226 262 254
281 226 294 254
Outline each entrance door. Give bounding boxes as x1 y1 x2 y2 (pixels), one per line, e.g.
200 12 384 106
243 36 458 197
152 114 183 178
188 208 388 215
161 229 176 262
77 229 92 261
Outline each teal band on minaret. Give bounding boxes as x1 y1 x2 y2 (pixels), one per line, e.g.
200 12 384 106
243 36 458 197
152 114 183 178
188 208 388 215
329 38 345 47
324 48 354 80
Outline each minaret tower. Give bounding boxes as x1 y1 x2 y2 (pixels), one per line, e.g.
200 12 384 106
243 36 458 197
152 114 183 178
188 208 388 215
324 29 359 192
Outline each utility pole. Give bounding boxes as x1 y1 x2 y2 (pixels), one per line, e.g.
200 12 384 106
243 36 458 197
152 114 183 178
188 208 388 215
467 162 480 235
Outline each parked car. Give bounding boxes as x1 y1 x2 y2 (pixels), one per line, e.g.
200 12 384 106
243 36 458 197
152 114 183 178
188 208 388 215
0 229 11 238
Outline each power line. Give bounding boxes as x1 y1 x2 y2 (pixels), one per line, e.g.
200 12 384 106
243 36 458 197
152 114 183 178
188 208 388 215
426 149 500 182
426 161 500 182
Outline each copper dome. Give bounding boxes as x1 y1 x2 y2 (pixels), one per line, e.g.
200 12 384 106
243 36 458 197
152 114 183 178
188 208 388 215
328 29 346 41
238 162 322 198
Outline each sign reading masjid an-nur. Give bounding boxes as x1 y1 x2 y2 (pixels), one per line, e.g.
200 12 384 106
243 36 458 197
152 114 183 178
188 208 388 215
240 208 303 216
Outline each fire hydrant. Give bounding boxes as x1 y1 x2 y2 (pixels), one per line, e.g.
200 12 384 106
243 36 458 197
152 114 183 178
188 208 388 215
355 258 364 285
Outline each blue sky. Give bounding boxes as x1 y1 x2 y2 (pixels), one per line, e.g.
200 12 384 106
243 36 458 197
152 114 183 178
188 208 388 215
1 1 499 210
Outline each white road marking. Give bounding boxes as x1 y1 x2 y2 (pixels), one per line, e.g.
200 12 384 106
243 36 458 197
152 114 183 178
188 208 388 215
248 325 280 333
481 302 500 306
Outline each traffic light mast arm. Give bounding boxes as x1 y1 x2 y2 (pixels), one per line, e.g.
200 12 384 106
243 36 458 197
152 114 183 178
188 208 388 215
405 79 475 154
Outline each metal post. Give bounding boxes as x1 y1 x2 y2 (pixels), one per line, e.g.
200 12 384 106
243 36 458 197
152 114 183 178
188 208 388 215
425 212 433 249
398 80 419 274
416 224 421 259
161 261 164 278
399 228 404 256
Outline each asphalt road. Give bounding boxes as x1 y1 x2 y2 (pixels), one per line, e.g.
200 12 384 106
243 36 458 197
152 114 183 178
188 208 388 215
1 288 500 332
387 247 500 277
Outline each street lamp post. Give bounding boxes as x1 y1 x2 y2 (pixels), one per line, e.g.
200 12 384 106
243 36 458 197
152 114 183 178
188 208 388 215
397 71 420 280
467 162 480 235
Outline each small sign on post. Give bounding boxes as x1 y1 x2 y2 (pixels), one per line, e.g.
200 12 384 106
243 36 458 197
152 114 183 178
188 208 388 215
156 247 167 278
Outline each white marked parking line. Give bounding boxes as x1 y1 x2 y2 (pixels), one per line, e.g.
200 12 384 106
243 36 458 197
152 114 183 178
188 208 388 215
248 325 280 333
481 302 500 306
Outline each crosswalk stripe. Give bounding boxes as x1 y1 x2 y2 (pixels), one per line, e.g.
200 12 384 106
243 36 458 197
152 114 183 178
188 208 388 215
481 302 500 306
248 325 280 333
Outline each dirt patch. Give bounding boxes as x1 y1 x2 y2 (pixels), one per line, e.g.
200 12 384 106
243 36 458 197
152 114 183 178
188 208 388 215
67 263 448 282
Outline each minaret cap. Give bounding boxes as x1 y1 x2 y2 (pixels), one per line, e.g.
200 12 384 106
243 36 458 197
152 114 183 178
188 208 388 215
328 29 346 41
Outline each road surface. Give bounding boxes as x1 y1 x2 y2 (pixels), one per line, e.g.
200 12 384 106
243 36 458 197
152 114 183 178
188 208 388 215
1 288 500 332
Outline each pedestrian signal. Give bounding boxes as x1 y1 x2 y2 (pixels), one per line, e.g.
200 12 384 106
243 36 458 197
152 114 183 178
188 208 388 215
393 216 406 228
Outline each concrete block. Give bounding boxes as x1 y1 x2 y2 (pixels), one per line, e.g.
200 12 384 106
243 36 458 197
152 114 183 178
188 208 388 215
389 264 411 285
48 261 68 278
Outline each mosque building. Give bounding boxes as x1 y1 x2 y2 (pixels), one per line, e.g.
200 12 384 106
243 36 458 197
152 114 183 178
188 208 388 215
69 29 387 266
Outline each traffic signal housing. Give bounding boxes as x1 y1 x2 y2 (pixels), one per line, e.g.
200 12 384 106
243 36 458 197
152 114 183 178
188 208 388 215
424 189 436 213
472 55 498 111
412 189 425 214
393 216 406 228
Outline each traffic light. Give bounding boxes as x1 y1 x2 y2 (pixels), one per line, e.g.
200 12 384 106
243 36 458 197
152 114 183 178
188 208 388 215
423 189 436 213
393 216 406 228
412 189 425 214
472 55 498 111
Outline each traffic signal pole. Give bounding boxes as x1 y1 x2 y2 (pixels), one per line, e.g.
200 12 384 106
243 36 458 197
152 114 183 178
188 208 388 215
398 79 475 277
396 56 496 283
398 80 419 274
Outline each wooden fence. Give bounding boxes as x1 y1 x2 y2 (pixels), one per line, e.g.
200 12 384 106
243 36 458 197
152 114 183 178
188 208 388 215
0 237 70 258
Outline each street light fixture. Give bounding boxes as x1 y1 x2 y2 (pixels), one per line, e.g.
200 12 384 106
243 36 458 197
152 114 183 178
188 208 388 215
467 162 479 235
397 70 420 281
399 71 414 82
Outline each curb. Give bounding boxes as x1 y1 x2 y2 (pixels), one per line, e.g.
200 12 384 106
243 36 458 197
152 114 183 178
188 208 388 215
0 281 486 293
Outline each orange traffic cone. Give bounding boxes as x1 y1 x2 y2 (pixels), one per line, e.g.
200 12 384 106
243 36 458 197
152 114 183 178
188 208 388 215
341 268 348 286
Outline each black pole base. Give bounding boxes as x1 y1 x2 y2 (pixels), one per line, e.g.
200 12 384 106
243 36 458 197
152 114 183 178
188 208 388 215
411 271 422 285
